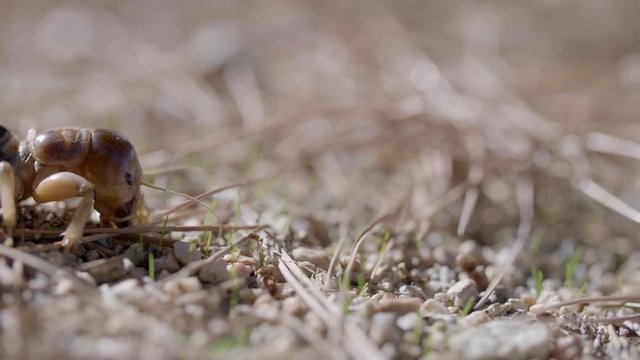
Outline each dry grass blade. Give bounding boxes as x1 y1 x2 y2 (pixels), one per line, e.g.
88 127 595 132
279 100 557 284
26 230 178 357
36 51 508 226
577 178 640 223
255 312 343 360
530 295 640 315
150 181 255 222
278 249 385 360
278 250 334 322
457 164 483 237
0 243 95 291
475 177 534 309
422 181 468 219
16 224 264 236
142 181 216 214
585 132 640 161
584 313 640 324
18 233 118 253
0 242 61 276
343 212 395 285
324 213 350 291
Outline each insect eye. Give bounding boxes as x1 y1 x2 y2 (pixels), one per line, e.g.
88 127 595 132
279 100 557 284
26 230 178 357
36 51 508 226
124 172 134 186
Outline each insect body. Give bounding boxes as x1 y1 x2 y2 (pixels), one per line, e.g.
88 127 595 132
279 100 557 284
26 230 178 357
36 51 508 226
0 125 144 248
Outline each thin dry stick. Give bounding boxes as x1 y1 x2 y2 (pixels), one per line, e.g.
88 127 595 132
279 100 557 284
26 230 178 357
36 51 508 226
529 295 640 315
278 251 333 322
458 134 485 237
16 224 264 236
324 213 350 291
0 242 95 291
150 181 255 221
577 178 640 223
422 181 468 219
0 242 61 276
343 212 396 286
18 233 118 253
367 192 414 284
585 132 640 161
142 181 216 214
584 313 640 324
475 177 534 309
457 164 483 237
255 312 342 360
278 249 385 360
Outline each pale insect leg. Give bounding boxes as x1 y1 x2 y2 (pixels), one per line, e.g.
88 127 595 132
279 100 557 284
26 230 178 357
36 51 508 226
0 162 17 242
33 172 95 249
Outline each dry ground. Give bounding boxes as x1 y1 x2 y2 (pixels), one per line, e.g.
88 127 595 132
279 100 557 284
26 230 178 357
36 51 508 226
0 1 640 359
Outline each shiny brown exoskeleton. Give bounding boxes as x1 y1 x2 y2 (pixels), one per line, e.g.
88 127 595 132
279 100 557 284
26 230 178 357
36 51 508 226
0 125 144 248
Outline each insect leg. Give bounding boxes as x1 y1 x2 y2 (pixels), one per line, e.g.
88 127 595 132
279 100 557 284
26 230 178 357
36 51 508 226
33 172 95 249
0 161 16 234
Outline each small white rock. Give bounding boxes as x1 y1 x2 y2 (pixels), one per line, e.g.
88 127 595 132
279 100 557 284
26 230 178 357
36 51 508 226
198 258 230 284
447 279 478 308
420 299 450 317
227 263 253 279
163 276 202 298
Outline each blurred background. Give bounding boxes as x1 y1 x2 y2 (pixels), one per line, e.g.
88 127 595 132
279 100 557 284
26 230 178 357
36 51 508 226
3 2 640 359
1 0 640 276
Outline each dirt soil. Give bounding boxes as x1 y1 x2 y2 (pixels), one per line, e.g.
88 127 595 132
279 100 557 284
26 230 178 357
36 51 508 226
0 1 639 359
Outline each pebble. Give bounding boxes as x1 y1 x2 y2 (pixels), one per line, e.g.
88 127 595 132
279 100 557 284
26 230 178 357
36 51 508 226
282 296 308 317
420 299 450 317
396 312 422 331
462 311 491 326
369 312 401 345
377 281 394 293
484 303 509 318
122 258 135 272
227 263 253 278
53 278 75 296
237 288 259 303
397 285 427 299
507 298 527 312
256 264 286 283
375 297 422 315
254 300 280 320
292 247 330 269
447 279 478 308
434 292 451 306
163 277 203 298
110 279 145 302
173 241 203 266
123 243 145 266
85 250 101 262
552 335 582 360
222 254 258 266
154 254 181 273
127 267 148 280
78 257 127 284
304 312 326 334
198 257 230 284
448 320 550 360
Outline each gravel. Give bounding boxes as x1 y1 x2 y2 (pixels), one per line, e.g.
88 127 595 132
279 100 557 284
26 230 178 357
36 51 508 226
448 320 551 360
